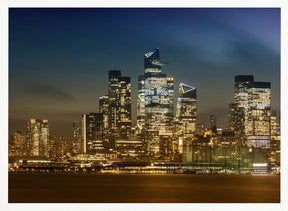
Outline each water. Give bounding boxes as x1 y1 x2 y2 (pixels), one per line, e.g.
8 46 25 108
9 173 280 203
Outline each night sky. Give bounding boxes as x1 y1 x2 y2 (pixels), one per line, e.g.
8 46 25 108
9 8 280 141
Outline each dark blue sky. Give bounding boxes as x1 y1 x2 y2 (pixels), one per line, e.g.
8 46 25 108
9 8 280 140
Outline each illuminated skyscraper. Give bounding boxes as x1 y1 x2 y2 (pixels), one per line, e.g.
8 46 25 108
26 119 49 157
81 113 104 154
137 48 174 156
72 121 81 154
176 83 197 138
40 119 49 157
246 82 271 148
99 95 109 139
230 75 271 149
108 70 132 139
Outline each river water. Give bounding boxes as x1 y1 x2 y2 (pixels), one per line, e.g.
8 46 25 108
9 173 280 203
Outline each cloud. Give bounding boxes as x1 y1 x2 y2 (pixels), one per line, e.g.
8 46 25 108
23 84 74 102
228 40 280 64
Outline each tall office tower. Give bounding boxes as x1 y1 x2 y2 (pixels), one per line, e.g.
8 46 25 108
9 131 26 156
72 121 81 154
40 120 49 157
176 83 197 138
99 95 109 138
231 75 271 149
26 119 49 157
81 113 104 154
137 48 174 156
118 76 132 139
234 75 254 106
233 75 254 135
246 82 271 148
108 70 132 139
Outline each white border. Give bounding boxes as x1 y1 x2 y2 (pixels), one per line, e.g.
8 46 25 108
1 1 287 211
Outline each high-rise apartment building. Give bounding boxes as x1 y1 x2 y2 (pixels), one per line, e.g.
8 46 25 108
26 119 49 157
175 83 197 138
137 48 174 156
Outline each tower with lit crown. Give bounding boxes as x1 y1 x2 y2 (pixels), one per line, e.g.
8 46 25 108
176 83 197 138
137 48 174 156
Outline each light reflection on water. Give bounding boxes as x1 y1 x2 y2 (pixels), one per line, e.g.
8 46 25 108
9 174 280 203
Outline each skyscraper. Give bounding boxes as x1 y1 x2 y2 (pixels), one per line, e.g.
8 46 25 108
99 95 109 139
230 75 271 149
72 121 81 154
229 103 245 145
176 83 197 138
246 82 271 148
137 48 174 156
108 70 132 139
26 119 49 157
81 113 104 154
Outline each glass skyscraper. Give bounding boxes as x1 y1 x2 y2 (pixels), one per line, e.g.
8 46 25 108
137 48 174 156
175 83 197 138
230 75 271 149
108 70 132 139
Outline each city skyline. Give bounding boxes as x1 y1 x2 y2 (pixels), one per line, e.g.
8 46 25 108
9 8 280 141
7 6 283 205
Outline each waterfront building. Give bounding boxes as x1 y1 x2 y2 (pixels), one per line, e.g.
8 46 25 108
26 119 49 157
115 139 145 160
137 48 174 156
